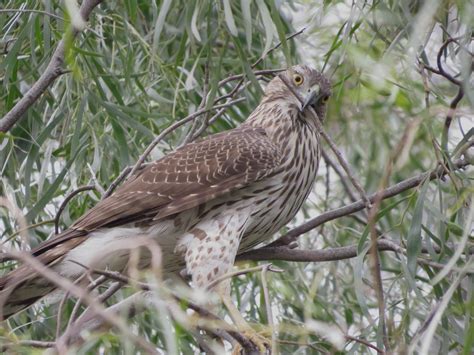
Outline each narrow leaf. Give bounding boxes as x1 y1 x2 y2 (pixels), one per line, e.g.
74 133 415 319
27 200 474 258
153 0 172 51
407 178 430 276
223 0 238 36
256 0 275 55
241 0 252 50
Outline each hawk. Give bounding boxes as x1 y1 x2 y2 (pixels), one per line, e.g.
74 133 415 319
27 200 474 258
0 65 331 320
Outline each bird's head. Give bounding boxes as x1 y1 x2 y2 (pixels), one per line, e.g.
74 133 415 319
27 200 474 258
264 64 332 121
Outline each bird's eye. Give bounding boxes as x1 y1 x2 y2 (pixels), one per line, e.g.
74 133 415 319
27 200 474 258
321 95 329 103
293 74 304 86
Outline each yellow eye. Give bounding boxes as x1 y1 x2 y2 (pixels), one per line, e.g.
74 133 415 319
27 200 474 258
321 95 329 103
293 74 304 86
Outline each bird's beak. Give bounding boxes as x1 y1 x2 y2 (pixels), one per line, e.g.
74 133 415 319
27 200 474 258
300 86 323 112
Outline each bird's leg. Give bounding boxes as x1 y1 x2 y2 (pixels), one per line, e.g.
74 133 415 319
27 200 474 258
215 279 270 354
215 279 248 328
180 214 270 352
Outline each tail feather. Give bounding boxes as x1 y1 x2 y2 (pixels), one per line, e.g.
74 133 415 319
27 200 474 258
0 229 87 320
0 266 55 320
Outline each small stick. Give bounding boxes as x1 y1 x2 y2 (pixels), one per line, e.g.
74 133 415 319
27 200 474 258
54 185 95 234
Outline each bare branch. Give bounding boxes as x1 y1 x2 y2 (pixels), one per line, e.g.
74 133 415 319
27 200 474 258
239 239 399 262
238 238 474 267
249 157 470 248
346 335 384 354
54 185 96 234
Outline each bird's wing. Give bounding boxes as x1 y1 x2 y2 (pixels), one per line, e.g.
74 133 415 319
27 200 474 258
31 126 283 256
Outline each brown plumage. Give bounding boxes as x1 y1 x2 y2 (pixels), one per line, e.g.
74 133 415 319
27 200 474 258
0 65 331 319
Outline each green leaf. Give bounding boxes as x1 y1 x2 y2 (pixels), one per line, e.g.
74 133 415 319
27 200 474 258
25 147 82 222
232 38 263 98
353 244 372 319
256 0 275 55
152 0 172 51
268 0 291 66
223 0 238 36
407 178 430 276
241 0 252 50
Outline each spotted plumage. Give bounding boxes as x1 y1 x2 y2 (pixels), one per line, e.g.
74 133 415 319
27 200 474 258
0 65 331 319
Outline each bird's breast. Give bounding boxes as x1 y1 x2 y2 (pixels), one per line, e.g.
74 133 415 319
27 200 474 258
239 124 321 250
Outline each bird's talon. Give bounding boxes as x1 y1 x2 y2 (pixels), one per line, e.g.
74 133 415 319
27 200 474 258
232 327 271 354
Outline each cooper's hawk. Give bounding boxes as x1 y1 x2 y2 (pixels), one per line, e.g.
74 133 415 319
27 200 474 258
0 65 331 320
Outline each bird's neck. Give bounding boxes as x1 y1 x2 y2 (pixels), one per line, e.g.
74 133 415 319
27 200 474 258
243 98 316 145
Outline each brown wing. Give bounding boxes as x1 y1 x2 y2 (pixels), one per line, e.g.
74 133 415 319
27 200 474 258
31 126 283 256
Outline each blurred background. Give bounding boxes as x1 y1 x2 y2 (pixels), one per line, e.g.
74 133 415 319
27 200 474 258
1 0 473 353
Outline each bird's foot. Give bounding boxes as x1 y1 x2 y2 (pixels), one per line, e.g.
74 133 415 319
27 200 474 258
220 293 271 353
232 325 271 354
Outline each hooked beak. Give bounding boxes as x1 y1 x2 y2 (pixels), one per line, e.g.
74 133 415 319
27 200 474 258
300 87 324 112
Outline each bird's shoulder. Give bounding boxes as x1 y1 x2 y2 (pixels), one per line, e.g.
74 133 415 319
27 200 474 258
71 126 283 230
136 125 282 180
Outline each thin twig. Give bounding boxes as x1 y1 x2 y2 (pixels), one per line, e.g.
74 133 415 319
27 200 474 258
54 185 96 234
346 335 384 354
0 8 63 21
1 340 56 350
206 263 283 290
64 275 108 330
182 63 211 146
422 37 471 155
441 86 465 152
261 264 276 353
322 147 359 204
436 37 463 86
103 166 132 198
217 68 285 88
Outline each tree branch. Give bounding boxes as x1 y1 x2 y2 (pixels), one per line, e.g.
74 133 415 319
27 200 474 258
0 0 104 132
238 238 473 267
246 157 470 249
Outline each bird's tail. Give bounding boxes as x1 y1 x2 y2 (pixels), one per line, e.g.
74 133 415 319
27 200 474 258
0 265 56 320
0 229 86 320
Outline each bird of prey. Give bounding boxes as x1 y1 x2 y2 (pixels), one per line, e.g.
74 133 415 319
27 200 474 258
0 65 331 321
